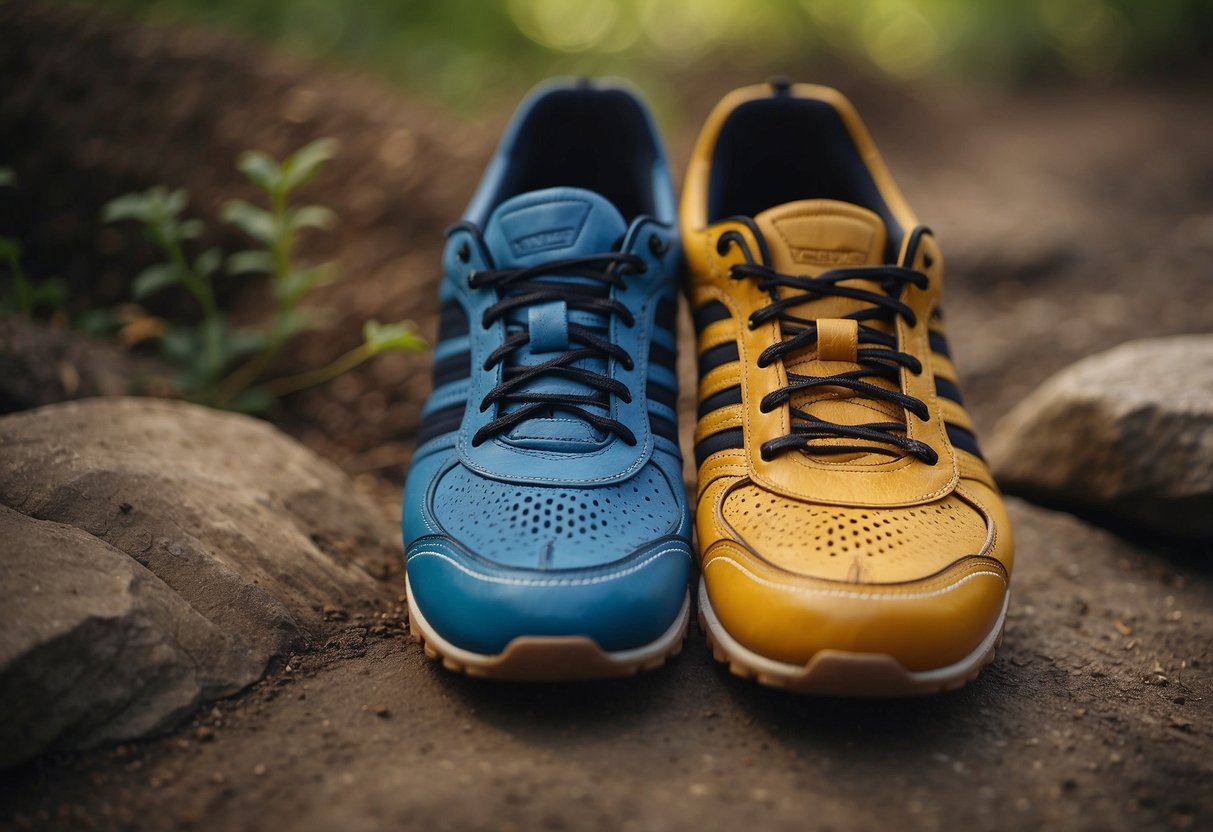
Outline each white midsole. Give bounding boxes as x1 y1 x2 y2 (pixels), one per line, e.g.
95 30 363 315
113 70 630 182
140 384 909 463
697 577 1011 683
406 577 691 667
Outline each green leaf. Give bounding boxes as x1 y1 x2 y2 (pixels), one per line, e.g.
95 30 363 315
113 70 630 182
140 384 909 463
281 138 339 191
194 247 223 278
102 192 154 224
363 320 427 354
0 168 14 188
163 188 189 218
236 150 282 191
178 219 206 240
132 263 181 299
227 326 270 358
0 235 23 262
76 307 124 336
29 279 66 311
276 262 337 305
275 307 328 340
227 250 274 275
221 199 277 245
286 204 337 233
228 386 277 414
159 325 201 365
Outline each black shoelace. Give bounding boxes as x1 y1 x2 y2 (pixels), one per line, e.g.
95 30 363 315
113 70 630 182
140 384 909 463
719 226 939 465
469 253 646 447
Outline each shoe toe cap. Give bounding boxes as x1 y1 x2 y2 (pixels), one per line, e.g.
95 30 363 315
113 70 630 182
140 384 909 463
703 547 1009 673
407 539 691 656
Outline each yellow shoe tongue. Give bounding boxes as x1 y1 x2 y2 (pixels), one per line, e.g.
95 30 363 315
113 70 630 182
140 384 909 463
754 198 887 277
751 199 904 460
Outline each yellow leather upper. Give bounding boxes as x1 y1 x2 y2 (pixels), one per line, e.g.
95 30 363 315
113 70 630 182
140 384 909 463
681 84 1014 672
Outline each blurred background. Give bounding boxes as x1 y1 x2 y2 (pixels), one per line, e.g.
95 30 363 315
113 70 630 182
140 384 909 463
90 0 1213 113
1 0 1211 478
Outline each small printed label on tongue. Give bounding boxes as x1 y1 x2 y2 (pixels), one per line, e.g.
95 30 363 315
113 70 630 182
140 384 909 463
754 199 887 275
502 201 591 257
484 187 627 268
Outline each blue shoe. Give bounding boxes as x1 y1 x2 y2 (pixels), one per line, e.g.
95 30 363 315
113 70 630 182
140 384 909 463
403 79 693 680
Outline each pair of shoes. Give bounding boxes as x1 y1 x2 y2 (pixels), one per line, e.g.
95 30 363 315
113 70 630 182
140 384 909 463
402 78 1014 695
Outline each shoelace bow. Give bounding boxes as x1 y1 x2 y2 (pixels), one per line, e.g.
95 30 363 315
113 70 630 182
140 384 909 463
719 227 939 465
469 252 646 447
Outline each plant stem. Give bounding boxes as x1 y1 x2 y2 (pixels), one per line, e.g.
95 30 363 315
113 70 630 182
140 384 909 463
261 341 376 397
163 230 222 384
3 251 32 316
217 184 295 405
216 347 275 404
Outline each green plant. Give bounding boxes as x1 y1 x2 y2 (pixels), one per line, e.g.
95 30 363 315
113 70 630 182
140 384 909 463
102 185 232 396
102 141 424 412
216 138 341 402
0 168 67 318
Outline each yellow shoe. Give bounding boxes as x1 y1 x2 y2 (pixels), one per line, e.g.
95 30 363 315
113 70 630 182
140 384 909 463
681 81 1014 695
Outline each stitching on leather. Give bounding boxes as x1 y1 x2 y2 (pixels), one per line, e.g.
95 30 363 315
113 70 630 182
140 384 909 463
704 555 1007 599
409 546 689 586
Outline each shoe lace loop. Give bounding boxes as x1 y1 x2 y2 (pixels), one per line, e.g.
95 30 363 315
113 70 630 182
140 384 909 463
469 253 646 447
721 227 939 465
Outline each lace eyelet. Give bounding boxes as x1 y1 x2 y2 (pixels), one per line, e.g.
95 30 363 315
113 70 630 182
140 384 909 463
466 269 478 288
457 242 471 263
648 234 670 257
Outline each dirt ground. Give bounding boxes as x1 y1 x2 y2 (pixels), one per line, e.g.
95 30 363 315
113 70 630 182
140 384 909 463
1 4 1211 831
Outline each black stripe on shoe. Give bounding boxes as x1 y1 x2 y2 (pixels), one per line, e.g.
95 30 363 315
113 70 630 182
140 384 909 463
698 342 740 378
693 300 731 331
656 296 678 330
649 341 676 372
438 300 469 341
694 428 745 468
432 352 471 388
415 403 465 446
648 380 678 410
649 413 679 443
945 422 983 459
928 330 952 359
697 386 742 418
934 376 965 405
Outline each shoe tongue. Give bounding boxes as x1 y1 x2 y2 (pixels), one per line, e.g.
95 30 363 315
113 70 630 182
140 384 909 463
754 198 887 278
484 187 627 268
750 200 903 461
482 187 629 452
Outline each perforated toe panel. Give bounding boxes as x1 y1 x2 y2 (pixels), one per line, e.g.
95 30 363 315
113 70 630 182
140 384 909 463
720 484 990 583
433 463 680 570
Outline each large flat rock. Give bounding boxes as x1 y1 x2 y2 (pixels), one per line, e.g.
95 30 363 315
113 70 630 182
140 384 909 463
0 397 401 768
989 335 1213 540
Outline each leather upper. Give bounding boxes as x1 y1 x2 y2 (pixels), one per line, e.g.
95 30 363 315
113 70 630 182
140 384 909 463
403 79 692 655
681 83 1014 671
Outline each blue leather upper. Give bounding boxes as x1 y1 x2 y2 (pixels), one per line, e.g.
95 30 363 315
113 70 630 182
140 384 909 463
403 79 692 655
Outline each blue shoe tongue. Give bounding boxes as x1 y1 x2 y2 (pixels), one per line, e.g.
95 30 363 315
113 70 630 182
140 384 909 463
483 187 628 267
481 188 631 452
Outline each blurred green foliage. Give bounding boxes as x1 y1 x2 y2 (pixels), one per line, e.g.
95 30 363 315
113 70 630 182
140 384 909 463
0 168 68 318
102 141 425 413
91 0 1213 109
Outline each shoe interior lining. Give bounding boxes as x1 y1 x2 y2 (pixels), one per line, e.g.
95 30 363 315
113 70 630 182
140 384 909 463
706 97 904 258
487 88 659 223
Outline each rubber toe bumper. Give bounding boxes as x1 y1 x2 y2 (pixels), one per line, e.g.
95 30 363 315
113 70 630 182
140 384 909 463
406 539 692 656
701 546 1009 674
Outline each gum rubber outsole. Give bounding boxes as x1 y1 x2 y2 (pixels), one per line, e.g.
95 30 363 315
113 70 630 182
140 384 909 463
406 579 690 681
697 579 1009 697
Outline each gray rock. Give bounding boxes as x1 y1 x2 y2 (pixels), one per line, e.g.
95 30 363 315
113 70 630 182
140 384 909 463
0 398 401 768
989 335 1213 540
0 506 261 768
